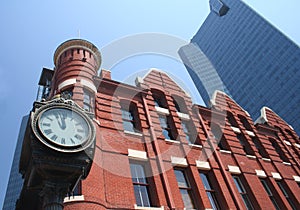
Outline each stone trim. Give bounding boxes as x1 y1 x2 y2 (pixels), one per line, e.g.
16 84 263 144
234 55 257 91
231 126 241 134
245 130 255 137
271 172 282 180
128 149 148 161
228 165 241 174
64 195 85 203
81 79 97 93
58 78 76 91
177 112 190 120
171 156 188 167
196 161 211 170
293 175 300 182
155 106 170 115
255 169 267 178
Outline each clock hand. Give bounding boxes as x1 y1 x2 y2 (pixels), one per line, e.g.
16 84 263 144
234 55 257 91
55 112 64 129
58 112 66 130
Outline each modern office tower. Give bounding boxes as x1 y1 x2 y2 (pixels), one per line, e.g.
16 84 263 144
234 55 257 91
3 116 28 210
5 39 299 209
178 0 300 135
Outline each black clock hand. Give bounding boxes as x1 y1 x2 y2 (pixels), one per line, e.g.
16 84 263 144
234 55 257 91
58 112 66 130
55 113 63 129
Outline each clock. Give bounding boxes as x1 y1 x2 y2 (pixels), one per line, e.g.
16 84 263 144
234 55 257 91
31 100 95 153
38 108 89 147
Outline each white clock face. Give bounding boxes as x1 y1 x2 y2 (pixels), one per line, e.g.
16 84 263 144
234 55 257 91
38 108 90 147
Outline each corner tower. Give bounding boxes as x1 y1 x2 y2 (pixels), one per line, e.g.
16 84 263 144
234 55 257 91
51 39 101 111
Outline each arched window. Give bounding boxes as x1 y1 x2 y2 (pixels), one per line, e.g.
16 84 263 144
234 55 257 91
238 115 253 131
211 123 229 150
269 138 289 162
227 112 239 127
172 95 187 113
83 89 94 112
121 101 140 133
152 89 167 108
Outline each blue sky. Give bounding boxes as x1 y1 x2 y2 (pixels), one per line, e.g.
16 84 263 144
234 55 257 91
0 0 299 206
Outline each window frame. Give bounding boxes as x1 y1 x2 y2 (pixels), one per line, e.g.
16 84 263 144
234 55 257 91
199 172 220 210
158 114 175 140
121 102 140 133
260 179 280 210
130 162 152 207
276 181 297 210
174 168 196 209
83 89 93 112
232 176 254 210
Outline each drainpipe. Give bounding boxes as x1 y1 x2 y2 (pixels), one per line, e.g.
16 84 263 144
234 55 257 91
141 92 176 209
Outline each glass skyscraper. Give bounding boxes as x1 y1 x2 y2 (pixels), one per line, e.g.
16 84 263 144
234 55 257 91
2 116 28 210
179 0 300 134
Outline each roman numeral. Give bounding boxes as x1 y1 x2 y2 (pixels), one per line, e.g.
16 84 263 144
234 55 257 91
61 138 65 144
42 123 51 127
51 135 58 141
46 117 53 121
74 134 82 140
44 129 52 135
70 138 75 144
77 129 84 133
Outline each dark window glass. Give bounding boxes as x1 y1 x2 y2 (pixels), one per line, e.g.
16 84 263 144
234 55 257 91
238 115 253 130
276 181 296 210
200 173 220 210
270 138 289 162
232 176 253 210
130 163 151 207
182 121 193 144
260 179 280 210
237 134 254 155
251 137 269 158
174 169 195 209
227 112 239 127
121 103 139 133
159 115 174 140
83 89 92 112
61 88 73 100
153 94 165 108
211 124 229 150
173 97 181 112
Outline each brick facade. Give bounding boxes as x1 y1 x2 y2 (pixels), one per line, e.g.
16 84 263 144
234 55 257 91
32 39 300 209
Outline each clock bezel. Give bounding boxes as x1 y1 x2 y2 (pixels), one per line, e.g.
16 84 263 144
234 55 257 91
31 101 96 153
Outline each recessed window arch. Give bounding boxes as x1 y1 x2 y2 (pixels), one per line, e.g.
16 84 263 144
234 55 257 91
172 95 187 113
269 138 289 162
211 123 230 150
238 115 253 131
120 100 141 133
226 112 239 127
151 89 167 108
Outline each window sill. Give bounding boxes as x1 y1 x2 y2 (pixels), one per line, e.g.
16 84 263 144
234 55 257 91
176 111 190 120
124 130 143 137
134 205 164 210
165 139 180 144
219 149 232 154
246 155 256 159
188 144 203 149
283 162 291 166
155 106 170 115
63 195 84 203
262 158 271 162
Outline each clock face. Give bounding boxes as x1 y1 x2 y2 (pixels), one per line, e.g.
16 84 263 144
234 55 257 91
38 108 90 147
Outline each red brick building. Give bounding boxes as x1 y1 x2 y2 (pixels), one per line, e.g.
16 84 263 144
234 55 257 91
24 39 300 209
